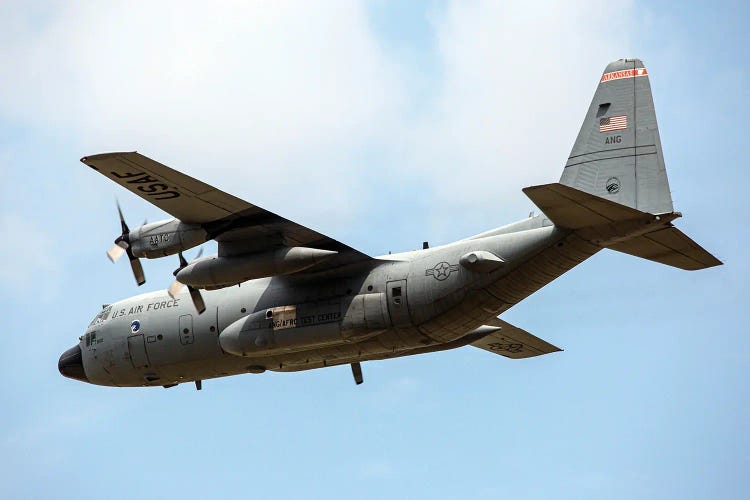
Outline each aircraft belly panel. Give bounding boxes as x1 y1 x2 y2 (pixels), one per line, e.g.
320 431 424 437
484 232 599 306
269 327 425 372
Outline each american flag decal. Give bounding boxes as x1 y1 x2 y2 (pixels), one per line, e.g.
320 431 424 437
599 115 627 132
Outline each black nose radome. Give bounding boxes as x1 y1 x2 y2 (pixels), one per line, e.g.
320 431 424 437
58 345 88 382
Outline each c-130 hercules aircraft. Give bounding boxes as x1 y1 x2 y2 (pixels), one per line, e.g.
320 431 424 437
59 59 721 389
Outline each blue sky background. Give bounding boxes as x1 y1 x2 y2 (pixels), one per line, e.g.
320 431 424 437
1 1 748 499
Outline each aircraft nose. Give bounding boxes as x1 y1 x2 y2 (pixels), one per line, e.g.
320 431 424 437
58 345 88 382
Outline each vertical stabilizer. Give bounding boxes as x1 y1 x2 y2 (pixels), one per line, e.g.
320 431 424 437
560 59 674 215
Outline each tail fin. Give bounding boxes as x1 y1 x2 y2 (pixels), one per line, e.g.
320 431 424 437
524 59 722 271
560 58 673 215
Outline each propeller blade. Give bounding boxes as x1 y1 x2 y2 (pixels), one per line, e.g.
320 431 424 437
188 286 206 314
194 247 204 260
178 251 188 269
167 280 184 299
107 244 126 263
169 251 204 312
116 200 129 234
129 256 146 286
108 201 147 285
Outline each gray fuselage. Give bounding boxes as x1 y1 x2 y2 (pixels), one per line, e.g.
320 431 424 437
66 217 598 387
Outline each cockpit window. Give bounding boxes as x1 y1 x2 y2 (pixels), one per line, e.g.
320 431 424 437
88 305 112 327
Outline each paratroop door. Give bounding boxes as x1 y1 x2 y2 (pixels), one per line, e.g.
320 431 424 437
386 280 411 327
127 334 150 368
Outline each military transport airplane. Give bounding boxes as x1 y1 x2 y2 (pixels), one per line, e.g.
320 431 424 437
59 58 721 389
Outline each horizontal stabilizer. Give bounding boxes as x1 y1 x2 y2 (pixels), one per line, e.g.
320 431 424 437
608 227 722 270
471 318 561 359
523 182 646 229
523 183 722 270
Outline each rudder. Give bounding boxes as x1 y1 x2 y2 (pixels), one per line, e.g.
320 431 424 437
560 58 673 215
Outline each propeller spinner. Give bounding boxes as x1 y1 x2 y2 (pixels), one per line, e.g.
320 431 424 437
107 202 146 286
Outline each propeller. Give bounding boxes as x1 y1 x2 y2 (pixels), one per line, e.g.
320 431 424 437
168 248 206 314
107 202 145 286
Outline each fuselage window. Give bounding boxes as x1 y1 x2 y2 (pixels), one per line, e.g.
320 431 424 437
392 286 402 305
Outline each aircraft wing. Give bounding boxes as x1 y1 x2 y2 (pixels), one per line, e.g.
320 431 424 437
81 152 372 269
471 318 562 359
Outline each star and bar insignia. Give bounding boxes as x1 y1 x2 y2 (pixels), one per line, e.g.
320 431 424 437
425 261 460 281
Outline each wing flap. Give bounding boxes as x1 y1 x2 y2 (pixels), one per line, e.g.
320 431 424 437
471 318 562 359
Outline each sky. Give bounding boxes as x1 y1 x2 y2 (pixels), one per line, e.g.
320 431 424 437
1 1 748 498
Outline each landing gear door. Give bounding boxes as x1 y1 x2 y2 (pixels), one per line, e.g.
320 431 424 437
386 280 411 327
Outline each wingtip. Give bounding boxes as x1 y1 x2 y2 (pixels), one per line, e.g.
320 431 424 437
80 151 138 165
687 257 724 270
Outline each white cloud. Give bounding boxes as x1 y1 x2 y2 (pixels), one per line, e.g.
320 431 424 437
398 1 636 232
0 1 636 243
0 1 405 231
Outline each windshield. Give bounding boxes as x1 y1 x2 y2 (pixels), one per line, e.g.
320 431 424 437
88 305 112 328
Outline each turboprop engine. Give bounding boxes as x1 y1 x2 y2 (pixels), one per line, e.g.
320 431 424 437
106 203 209 286
128 219 208 258
175 246 338 289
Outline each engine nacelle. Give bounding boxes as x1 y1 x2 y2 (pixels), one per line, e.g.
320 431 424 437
176 247 337 289
129 219 208 259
